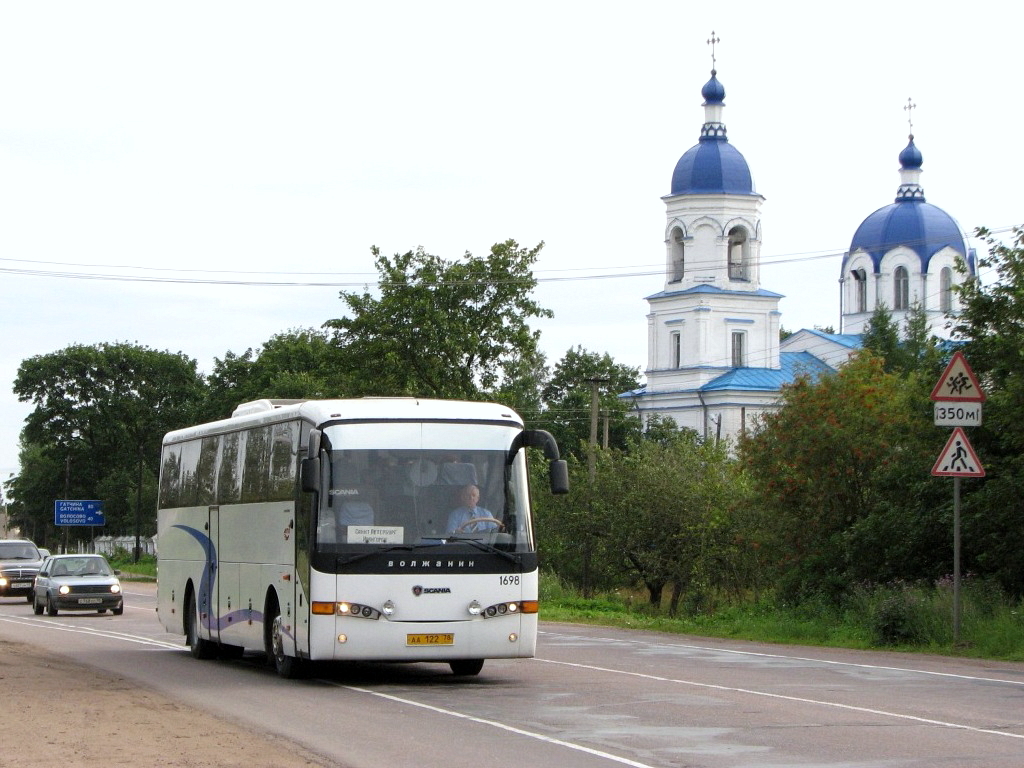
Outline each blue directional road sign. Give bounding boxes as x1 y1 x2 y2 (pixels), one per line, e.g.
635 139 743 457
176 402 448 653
54 499 105 526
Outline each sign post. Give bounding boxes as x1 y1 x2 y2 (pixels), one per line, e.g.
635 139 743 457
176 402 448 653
930 352 985 645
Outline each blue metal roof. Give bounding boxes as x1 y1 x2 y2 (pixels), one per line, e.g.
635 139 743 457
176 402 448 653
700 351 834 392
645 283 784 301
618 351 835 400
849 199 967 272
847 135 970 273
701 71 725 104
668 69 756 197
791 329 863 349
670 139 755 196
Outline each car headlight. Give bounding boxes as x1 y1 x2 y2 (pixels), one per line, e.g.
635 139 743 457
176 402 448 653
110 584 121 594
0 577 7 587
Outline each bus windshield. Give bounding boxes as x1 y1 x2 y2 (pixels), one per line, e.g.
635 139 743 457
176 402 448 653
313 423 533 553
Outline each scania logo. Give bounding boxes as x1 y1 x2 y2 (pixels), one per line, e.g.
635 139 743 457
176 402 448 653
412 585 451 596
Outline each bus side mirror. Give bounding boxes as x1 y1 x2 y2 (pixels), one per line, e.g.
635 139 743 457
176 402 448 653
301 457 320 494
550 459 569 495
508 429 570 495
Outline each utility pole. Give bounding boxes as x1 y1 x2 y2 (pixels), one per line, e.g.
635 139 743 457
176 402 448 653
585 377 609 481
583 376 609 599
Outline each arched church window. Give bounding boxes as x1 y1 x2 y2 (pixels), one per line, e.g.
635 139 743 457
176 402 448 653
728 227 748 280
894 266 909 310
939 267 953 312
669 227 685 282
851 268 868 313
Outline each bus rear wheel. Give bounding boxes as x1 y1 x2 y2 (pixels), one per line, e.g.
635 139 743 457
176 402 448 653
186 590 217 660
450 659 484 676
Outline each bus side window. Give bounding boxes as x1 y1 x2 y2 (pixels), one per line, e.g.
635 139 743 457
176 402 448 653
241 426 272 503
159 444 183 508
218 432 244 505
270 422 298 501
196 436 220 506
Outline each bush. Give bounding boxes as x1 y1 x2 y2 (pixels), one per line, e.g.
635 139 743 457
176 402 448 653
867 586 926 646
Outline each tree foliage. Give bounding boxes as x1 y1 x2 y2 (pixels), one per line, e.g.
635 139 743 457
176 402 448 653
538 346 642 458
741 351 945 599
534 429 750 611
326 240 552 399
202 328 351 421
950 226 1024 595
8 343 205 540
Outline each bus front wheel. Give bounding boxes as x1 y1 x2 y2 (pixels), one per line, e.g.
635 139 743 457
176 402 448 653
186 590 217 660
266 603 304 679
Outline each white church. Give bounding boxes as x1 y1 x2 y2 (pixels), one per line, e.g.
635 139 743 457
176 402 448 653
624 61 976 442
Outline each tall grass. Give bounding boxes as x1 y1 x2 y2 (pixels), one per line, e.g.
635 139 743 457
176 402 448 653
107 549 157 580
538 571 1024 661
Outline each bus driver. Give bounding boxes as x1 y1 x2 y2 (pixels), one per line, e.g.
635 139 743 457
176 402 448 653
446 484 500 533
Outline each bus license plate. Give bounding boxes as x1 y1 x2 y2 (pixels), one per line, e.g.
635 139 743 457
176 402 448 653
406 633 454 646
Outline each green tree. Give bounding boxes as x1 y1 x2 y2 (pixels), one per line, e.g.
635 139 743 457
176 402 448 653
861 303 943 377
539 346 642 459
532 449 623 598
10 343 205 544
202 327 351 421
325 240 552 400
950 226 1024 594
741 351 943 599
612 431 738 612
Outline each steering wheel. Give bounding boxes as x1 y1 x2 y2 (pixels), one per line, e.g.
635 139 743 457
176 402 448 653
454 517 505 533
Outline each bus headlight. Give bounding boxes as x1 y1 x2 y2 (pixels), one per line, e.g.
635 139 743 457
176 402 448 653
467 600 482 616
381 600 396 616
481 600 537 618
337 602 381 620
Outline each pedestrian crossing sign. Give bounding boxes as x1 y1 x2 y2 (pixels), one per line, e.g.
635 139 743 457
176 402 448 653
931 427 985 477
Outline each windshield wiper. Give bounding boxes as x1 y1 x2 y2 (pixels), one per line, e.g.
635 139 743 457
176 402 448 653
441 536 518 562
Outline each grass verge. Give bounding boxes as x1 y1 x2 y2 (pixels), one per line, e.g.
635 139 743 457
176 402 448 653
538 572 1024 662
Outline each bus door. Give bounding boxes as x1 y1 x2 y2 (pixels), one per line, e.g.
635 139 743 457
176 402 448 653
207 504 225 644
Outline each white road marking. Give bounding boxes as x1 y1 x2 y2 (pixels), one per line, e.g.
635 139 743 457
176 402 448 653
539 629 1024 687
532 655 1024 741
0 613 181 649
332 682 661 768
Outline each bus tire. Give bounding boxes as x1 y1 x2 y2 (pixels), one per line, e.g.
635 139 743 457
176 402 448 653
449 659 484 676
266 601 304 679
186 589 217 660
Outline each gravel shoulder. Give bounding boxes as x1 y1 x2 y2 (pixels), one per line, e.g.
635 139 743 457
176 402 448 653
0 639 333 767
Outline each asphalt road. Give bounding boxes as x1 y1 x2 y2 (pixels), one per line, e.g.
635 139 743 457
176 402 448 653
2 582 1023 767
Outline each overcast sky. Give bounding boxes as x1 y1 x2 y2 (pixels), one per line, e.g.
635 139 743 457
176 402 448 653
1 2 1021 484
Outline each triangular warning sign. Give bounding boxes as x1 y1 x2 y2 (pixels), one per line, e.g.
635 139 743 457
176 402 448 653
931 350 986 402
931 427 985 477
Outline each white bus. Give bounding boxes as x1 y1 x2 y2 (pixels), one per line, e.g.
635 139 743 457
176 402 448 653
156 398 568 677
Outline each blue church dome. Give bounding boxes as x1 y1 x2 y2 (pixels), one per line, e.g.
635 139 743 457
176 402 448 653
898 137 923 170
671 141 754 196
849 200 966 271
701 71 725 104
669 70 755 196
848 136 967 271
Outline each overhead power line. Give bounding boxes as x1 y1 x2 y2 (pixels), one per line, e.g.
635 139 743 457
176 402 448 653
0 225 1016 288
